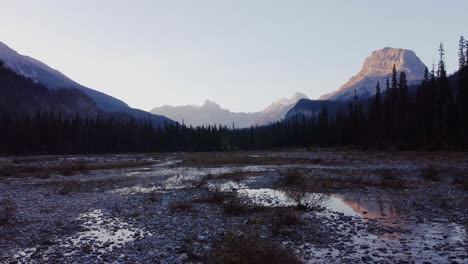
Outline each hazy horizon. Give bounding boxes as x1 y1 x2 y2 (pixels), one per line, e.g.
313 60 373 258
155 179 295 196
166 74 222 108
1 0 467 112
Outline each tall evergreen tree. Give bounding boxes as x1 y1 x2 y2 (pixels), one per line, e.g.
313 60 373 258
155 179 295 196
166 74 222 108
459 36 466 70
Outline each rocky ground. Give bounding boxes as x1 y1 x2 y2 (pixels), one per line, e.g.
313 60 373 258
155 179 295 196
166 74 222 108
0 149 466 264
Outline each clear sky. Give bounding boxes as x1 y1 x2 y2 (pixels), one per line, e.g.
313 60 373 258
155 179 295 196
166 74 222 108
1 0 467 112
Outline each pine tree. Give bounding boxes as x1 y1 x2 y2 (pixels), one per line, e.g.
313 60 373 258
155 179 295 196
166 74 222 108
437 43 447 79
374 81 381 115
459 36 466 70
391 64 398 101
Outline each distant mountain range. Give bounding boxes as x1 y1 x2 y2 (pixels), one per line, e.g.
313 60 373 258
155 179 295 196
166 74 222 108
0 41 173 127
150 93 308 127
0 41 429 129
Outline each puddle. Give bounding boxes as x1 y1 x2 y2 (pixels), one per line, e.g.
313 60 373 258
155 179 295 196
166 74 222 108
212 185 466 263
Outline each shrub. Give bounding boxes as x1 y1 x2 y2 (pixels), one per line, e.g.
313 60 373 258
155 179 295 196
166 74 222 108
222 196 252 216
208 230 301 264
0 198 17 224
286 190 328 211
198 187 233 204
280 169 307 186
270 208 302 236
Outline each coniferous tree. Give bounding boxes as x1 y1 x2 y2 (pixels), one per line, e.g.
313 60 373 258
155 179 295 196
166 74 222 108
459 36 466 70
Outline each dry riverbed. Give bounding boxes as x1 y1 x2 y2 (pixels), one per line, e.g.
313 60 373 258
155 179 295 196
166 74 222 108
0 149 467 263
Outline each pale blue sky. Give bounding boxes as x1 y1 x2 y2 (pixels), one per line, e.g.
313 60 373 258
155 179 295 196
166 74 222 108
1 0 466 112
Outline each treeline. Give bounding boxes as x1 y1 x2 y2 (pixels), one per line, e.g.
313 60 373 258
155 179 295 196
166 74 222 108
0 38 467 154
242 39 468 149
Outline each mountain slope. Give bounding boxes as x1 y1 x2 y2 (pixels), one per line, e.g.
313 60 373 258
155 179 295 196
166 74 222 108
0 41 172 127
253 92 308 126
285 99 345 120
0 60 102 117
321 47 426 101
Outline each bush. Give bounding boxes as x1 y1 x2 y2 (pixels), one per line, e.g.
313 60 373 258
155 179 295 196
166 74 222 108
197 187 233 204
0 198 17 224
281 169 307 186
208 230 301 264
286 190 328 211
222 197 252 216
270 208 302 236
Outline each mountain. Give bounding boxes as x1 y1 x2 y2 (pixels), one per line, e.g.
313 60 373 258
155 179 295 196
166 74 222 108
0 60 102 117
151 100 263 128
285 99 344 120
0 41 172 127
320 47 427 101
150 93 308 128
252 92 308 126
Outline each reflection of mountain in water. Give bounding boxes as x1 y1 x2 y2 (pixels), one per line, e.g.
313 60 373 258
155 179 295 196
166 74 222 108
336 195 403 219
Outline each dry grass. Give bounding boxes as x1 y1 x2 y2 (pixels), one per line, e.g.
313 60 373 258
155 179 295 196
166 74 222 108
196 187 234 204
279 168 307 187
286 190 329 211
208 230 301 264
270 208 302 236
222 196 263 216
0 198 17 225
57 160 86 176
181 152 313 166
0 159 157 179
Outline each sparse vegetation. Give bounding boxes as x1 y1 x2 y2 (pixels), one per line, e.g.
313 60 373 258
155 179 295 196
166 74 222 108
146 190 163 203
197 187 233 204
59 180 81 195
57 160 87 176
421 165 441 182
0 198 17 225
0 165 15 177
280 168 307 187
191 175 209 188
168 202 195 213
208 230 301 264
286 190 329 211
270 208 302 236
